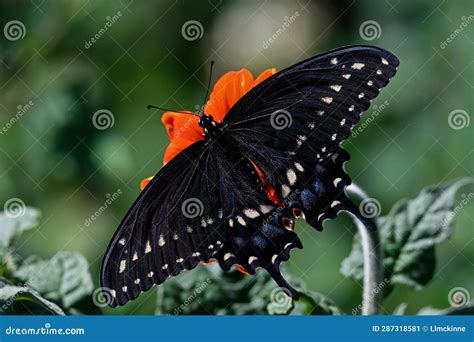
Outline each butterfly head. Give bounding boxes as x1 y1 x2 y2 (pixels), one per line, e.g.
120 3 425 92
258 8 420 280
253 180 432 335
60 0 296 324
199 114 223 139
198 114 214 127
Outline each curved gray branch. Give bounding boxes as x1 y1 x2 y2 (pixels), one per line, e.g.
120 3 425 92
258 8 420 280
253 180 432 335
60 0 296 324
346 184 383 315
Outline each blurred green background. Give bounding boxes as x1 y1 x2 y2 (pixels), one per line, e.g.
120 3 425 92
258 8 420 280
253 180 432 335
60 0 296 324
0 0 472 315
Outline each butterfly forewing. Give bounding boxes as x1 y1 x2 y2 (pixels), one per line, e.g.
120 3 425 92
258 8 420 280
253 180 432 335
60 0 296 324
100 141 223 306
223 45 399 231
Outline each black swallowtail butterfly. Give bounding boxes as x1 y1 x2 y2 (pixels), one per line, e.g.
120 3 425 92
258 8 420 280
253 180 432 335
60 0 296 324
101 45 399 307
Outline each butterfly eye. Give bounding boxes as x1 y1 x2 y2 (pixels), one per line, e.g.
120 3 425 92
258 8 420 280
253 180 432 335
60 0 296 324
292 208 305 220
287 200 305 219
281 216 296 231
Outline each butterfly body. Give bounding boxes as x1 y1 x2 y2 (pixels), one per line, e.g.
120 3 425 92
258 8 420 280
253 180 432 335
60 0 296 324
199 114 226 139
101 45 399 307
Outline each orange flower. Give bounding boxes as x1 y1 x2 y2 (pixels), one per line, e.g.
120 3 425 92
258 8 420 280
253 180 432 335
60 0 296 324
140 68 277 190
140 68 278 275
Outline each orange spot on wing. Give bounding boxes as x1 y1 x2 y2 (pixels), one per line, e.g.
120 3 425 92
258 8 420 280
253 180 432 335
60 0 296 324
249 160 281 206
201 261 216 265
234 265 250 276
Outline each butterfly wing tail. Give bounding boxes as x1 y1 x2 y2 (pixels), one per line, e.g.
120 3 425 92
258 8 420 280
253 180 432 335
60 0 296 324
265 264 300 300
214 212 303 301
302 192 376 232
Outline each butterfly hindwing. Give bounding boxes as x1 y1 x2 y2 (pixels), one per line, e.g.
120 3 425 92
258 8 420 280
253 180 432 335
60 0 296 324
101 138 303 306
201 139 303 298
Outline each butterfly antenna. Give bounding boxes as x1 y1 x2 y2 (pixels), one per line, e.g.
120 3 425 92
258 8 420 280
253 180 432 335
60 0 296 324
146 105 199 116
200 60 214 114
147 61 214 117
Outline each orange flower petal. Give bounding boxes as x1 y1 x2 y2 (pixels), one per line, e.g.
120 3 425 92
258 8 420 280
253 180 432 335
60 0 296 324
161 111 202 142
162 136 201 165
204 71 236 121
161 112 204 164
225 69 254 111
204 68 276 121
254 68 277 85
140 176 154 190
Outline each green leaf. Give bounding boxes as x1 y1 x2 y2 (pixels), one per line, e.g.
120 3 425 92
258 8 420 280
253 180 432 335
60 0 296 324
392 302 408 315
14 251 94 308
158 264 343 315
289 292 343 315
340 233 364 281
341 178 473 290
0 207 41 255
0 279 65 315
417 303 474 315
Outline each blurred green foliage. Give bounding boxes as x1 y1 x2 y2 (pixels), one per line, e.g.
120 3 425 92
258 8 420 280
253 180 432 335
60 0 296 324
1 179 471 315
342 178 473 291
0 207 96 315
0 0 472 315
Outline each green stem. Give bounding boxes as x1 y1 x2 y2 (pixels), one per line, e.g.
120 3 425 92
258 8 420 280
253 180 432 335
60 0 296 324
346 184 383 315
